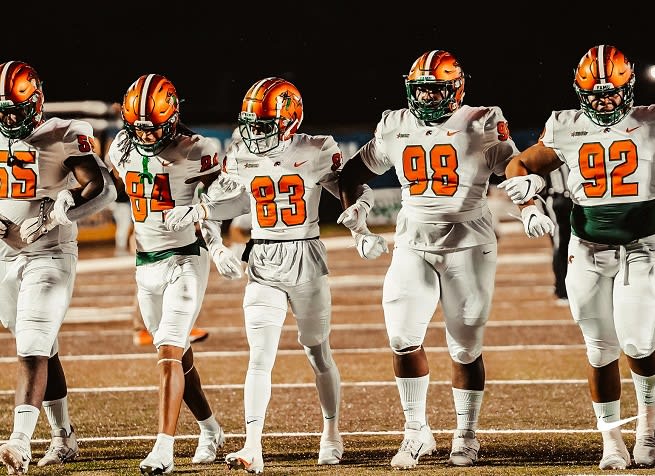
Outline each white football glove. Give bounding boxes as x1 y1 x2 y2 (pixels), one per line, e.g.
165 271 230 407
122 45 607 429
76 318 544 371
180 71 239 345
520 205 555 238
163 203 207 232
51 189 75 226
337 185 374 234
352 231 389 260
498 174 546 205
212 245 243 279
20 190 76 245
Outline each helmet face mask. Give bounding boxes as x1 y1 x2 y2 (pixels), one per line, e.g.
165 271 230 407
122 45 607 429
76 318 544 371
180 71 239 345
0 61 44 140
405 50 465 123
121 74 180 156
238 77 303 155
574 44 635 127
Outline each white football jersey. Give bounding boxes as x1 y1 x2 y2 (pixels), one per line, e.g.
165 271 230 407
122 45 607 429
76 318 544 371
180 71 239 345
107 130 221 252
222 133 343 241
0 117 99 257
541 106 655 206
359 105 518 250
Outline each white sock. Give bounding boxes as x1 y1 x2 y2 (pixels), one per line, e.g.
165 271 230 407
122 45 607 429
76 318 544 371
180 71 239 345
42 396 72 433
197 414 220 434
153 433 175 457
631 371 655 437
12 405 40 442
452 388 484 431
396 375 429 426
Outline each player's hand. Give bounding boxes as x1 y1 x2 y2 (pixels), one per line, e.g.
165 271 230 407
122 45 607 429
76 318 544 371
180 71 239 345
163 203 207 232
20 198 58 245
498 174 546 204
51 189 75 226
520 205 554 238
352 231 388 260
337 202 371 235
212 245 243 279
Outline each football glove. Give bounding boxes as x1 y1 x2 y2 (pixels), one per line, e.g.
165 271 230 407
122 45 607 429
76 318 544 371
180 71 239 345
498 174 546 205
212 245 243 279
20 190 76 245
352 231 388 260
520 205 555 238
337 185 374 234
163 203 207 232
0 215 25 250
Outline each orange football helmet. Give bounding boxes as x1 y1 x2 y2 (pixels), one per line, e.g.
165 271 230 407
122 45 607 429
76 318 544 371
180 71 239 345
121 73 180 155
573 45 635 126
0 61 44 140
238 77 303 154
405 50 465 122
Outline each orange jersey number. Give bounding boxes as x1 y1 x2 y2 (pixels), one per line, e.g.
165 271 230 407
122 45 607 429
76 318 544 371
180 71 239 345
0 150 37 199
579 140 638 198
125 171 175 222
402 144 459 196
251 174 306 228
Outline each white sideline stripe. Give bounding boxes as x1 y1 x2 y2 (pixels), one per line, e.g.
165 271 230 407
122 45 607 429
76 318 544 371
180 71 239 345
0 344 586 364
0 378 617 395
10 427 627 446
0 318 576 338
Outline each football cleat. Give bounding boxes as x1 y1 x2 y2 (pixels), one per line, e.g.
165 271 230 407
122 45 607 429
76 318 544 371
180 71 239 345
225 447 264 474
634 433 655 466
317 436 343 465
139 450 174 475
448 429 480 466
192 426 225 464
599 444 631 470
0 439 31 475
37 426 79 466
390 421 436 469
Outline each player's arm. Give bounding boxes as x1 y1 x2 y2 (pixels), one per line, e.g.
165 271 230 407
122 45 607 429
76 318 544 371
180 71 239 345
64 154 118 218
338 152 379 208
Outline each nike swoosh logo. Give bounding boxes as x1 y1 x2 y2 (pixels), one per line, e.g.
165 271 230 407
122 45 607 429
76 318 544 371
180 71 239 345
446 130 460 136
596 413 644 431
482 250 492 255
246 419 257 424
294 161 308 167
626 126 641 133
410 443 424 459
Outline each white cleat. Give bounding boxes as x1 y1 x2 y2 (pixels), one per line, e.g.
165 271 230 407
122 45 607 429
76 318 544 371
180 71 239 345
599 446 631 470
38 426 79 466
0 441 31 476
192 426 225 464
317 436 343 465
448 429 480 466
390 421 436 470
139 450 174 475
225 447 264 474
634 434 655 466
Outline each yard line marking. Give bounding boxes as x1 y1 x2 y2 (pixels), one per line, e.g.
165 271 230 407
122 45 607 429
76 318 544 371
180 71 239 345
0 426 631 446
0 344 587 363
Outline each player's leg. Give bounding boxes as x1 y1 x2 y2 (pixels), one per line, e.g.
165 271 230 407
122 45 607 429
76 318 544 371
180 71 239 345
566 236 628 470
614 237 655 466
440 245 496 466
0 255 75 474
179 249 224 464
38 349 79 467
383 247 438 469
225 281 286 474
290 275 343 465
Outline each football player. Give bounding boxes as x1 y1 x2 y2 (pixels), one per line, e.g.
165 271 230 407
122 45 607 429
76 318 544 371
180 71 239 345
0 60 117 474
338 50 527 469
164 77 351 474
499 44 655 470
106 74 226 474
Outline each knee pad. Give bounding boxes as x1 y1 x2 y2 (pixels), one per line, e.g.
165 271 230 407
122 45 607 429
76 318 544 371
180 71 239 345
450 346 482 365
588 345 622 368
304 340 335 373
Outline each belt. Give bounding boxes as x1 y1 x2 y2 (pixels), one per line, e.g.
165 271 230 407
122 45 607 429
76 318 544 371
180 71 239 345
252 236 319 244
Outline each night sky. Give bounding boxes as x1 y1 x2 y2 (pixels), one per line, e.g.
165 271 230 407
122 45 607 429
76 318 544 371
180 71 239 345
7 4 654 136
